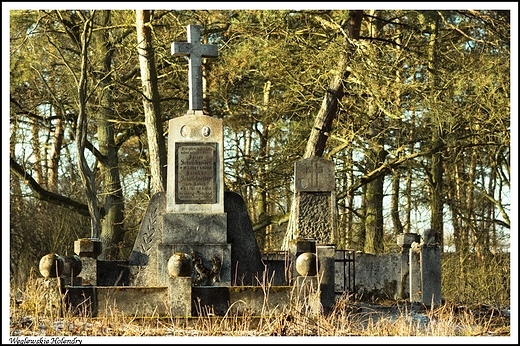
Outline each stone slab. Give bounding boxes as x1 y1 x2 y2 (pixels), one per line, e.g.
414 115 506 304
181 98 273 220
64 286 168 317
162 212 227 244
227 286 292 316
128 192 166 286
224 191 265 286
421 246 442 306
294 157 335 192
191 286 230 316
354 253 400 301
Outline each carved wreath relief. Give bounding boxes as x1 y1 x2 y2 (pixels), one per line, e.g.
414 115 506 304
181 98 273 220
189 250 222 286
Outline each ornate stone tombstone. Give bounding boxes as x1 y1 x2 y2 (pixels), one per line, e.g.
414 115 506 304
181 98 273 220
292 156 337 245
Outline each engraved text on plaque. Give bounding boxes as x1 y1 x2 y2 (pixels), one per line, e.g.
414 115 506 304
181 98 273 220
175 143 217 204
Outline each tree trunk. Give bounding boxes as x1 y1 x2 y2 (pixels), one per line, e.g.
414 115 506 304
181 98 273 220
427 14 445 250
363 100 386 254
391 169 404 236
31 117 44 187
49 111 64 192
282 11 362 249
136 9 167 194
96 10 126 260
76 15 101 240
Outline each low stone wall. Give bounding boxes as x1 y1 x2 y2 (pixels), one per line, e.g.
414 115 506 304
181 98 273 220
350 253 401 301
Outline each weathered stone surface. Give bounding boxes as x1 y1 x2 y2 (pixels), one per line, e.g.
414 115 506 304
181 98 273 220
224 191 265 286
94 287 168 317
227 286 292 315
294 157 335 192
39 253 64 278
128 191 165 286
292 157 337 245
191 286 230 316
317 245 336 314
354 253 400 301
295 193 335 244
420 246 442 306
167 252 192 277
162 212 227 244
74 238 102 258
167 115 224 214
293 276 321 315
168 277 192 317
295 252 317 277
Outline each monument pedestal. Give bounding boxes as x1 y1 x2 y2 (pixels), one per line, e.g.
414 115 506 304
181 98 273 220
158 243 231 286
162 213 227 244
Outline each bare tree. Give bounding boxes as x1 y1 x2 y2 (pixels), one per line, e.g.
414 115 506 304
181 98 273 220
75 13 102 239
136 9 167 195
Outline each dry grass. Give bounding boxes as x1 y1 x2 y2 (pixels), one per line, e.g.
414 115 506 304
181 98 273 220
9 270 511 339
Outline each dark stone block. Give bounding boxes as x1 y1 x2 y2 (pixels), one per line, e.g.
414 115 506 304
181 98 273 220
192 286 230 316
128 192 166 286
97 260 130 286
224 191 265 285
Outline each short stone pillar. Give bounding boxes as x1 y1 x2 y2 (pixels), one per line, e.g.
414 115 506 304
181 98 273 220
421 245 442 306
167 252 193 316
409 245 422 303
38 253 66 316
316 244 336 314
168 277 192 317
396 233 420 300
408 230 442 306
74 238 102 286
289 238 316 283
36 277 66 316
293 276 320 316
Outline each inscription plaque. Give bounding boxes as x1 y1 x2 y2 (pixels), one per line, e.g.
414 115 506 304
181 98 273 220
175 143 217 204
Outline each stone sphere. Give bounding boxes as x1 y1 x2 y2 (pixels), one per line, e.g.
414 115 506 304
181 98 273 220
295 252 317 277
167 252 192 277
62 255 82 277
39 253 64 278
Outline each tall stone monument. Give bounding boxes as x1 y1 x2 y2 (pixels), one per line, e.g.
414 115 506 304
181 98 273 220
157 24 230 287
129 25 264 293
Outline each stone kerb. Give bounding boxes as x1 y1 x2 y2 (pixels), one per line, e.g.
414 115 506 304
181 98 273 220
166 115 224 214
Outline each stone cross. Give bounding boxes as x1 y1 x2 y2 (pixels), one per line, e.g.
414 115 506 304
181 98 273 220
172 24 218 112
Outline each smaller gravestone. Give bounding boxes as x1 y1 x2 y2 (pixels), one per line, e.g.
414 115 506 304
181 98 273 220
292 157 337 245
